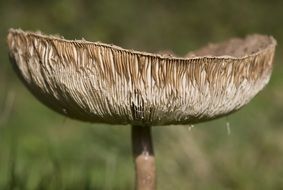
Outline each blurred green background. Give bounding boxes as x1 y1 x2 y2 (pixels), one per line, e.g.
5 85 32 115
1 0 283 189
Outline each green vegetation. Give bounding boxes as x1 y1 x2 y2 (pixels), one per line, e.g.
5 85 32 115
1 0 283 189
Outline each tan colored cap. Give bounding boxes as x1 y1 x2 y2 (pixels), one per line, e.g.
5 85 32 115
7 29 276 126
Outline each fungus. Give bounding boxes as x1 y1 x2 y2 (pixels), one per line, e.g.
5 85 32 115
7 29 276 190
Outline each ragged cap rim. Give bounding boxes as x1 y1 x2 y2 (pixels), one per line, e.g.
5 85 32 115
8 28 277 61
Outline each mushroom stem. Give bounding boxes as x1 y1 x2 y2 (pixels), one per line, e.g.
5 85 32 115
131 125 156 190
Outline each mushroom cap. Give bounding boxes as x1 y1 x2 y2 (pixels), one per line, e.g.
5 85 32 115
7 29 276 126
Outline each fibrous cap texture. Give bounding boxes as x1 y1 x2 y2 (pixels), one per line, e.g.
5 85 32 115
7 29 276 126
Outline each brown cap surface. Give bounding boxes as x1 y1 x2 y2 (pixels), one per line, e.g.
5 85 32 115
7 29 276 126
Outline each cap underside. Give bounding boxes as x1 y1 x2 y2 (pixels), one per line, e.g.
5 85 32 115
7 29 276 126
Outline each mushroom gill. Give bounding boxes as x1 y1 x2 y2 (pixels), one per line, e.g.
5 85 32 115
7 29 276 126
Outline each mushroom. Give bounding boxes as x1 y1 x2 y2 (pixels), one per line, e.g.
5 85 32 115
7 29 276 190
